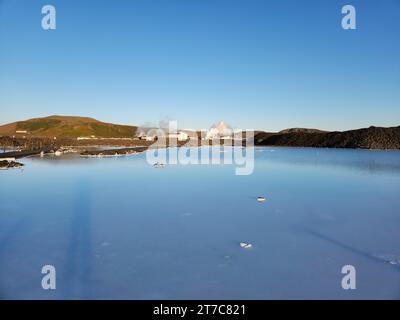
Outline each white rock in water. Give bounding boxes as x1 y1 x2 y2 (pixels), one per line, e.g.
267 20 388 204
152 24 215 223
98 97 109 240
257 196 266 202
240 242 253 249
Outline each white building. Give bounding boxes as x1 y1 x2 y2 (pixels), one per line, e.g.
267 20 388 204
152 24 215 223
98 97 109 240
168 131 188 142
139 135 156 141
77 135 98 140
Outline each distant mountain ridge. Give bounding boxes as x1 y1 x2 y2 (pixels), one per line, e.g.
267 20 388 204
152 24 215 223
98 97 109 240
1 116 399 149
0 115 138 138
255 126 400 149
278 128 327 134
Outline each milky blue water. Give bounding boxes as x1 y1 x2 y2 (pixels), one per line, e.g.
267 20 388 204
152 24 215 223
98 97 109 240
1 147 400 299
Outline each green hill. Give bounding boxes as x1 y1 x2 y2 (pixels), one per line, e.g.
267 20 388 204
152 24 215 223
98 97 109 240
0 115 138 138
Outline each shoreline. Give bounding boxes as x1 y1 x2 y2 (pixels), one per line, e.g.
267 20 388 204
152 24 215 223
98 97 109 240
2 143 400 161
80 146 148 157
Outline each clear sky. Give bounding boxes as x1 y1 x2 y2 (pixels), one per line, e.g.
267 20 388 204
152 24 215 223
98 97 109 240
0 0 399 131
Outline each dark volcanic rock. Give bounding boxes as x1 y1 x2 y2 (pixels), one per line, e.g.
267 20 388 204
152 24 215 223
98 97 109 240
80 147 148 157
0 160 24 169
255 126 400 150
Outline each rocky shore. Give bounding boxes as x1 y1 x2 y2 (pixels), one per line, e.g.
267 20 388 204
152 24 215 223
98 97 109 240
0 135 154 152
0 160 24 170
2 125 400 155
80 147 148 157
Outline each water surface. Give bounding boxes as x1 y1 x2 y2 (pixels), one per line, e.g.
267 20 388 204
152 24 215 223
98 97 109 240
1 147 400 299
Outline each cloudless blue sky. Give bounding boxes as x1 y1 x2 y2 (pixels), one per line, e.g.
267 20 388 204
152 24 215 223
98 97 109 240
0 0 399 131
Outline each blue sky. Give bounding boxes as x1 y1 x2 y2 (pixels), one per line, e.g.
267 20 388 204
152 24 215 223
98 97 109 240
0 0 399 131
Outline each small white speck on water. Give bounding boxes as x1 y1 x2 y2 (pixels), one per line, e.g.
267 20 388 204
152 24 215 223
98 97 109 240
240 242 253 249
257 196 266 202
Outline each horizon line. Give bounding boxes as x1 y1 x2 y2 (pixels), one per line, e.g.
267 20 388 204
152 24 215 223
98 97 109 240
0 114 399 133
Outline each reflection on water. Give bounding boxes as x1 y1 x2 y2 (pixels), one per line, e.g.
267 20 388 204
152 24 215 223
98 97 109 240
303 228 400 269
0 147 400 299
255 147 400 175
0 149 18 154
63 179 93 299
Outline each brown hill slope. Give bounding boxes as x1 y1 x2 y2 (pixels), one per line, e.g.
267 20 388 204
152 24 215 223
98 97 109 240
0 115 138 138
